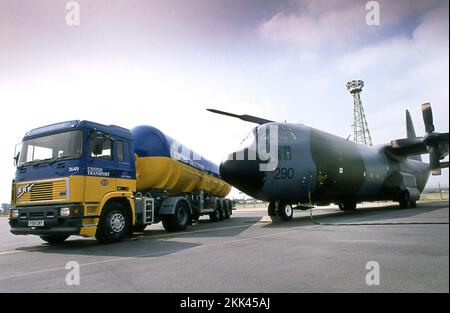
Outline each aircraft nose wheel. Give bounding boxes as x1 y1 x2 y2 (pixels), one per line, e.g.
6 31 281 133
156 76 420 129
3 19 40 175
268 201 293 221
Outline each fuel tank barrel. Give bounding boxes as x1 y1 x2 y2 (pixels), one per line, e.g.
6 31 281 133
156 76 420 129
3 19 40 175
131 125 231 197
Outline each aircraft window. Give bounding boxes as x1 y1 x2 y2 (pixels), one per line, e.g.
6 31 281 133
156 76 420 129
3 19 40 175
279 126 296 140
278 146 292 160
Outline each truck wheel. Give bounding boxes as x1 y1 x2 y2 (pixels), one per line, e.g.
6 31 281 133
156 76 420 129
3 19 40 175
224 204 230 219
96 202 130 244
410 200 417 208
218 203 225 221
162 201 190 232
209 210 219 222
39 235 69 245
279 202 293 221
339 201 357 211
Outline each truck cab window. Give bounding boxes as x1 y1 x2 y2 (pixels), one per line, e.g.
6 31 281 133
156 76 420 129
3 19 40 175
90 137 112 160
117 141 124 162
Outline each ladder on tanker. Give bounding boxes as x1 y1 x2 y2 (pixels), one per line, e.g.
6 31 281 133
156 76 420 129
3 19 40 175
143 196 154 224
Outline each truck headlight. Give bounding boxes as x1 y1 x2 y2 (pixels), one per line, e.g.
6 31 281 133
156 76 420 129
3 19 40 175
10 209 19 219
60 207 70 217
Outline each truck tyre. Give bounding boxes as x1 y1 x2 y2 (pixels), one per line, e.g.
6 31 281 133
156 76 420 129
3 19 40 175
209 210 219 222
279 202 293 221
39 235 70 245
217 202 225 221
339 201 357 211
162 201 190 232
224 202 230 219
96 202 130 244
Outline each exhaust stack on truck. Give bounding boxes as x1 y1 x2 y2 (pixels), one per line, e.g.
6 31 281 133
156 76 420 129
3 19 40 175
9 120 233 244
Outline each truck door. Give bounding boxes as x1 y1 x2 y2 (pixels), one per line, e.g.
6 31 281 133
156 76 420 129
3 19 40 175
84 133 117 202
115 140 134 190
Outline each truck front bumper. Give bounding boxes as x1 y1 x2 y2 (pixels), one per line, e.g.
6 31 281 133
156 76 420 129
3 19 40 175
9 204 83 236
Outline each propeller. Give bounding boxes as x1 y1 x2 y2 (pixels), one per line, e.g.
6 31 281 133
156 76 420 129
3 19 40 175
207 109 274 125
421 103 449 175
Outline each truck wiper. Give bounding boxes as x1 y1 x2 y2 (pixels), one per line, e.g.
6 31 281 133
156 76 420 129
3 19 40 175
32 158 55 167
48 156 74 165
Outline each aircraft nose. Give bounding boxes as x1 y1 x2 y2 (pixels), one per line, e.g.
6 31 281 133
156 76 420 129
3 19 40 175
219 148 265 197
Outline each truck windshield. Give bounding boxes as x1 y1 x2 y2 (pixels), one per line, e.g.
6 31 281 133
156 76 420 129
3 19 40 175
19 130 83 165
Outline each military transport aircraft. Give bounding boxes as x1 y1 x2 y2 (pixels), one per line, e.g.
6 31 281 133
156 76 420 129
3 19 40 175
208 103 449 221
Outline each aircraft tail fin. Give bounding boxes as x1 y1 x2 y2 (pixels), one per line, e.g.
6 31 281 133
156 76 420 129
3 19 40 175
406 109 422 162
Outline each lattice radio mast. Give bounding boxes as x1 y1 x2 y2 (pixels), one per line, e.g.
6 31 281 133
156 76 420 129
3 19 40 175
346 80 373 146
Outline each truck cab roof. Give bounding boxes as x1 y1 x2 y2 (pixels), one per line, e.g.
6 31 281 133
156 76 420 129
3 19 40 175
24 120 133 141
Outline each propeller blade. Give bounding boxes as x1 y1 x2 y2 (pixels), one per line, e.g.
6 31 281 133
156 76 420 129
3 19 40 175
429 147 442 175
422 103 435 133
207 109 274 125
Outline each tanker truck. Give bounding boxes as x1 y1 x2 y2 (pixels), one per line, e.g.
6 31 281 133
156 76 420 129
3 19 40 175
9 120 233 244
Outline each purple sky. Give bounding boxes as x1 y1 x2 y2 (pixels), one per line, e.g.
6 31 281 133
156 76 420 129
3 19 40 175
0 0 448 201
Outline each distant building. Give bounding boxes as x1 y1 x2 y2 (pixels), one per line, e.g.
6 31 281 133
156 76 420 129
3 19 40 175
1 203 11 215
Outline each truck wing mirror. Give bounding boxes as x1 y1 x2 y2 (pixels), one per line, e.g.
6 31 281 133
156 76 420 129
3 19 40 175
13 143 21 166
92 136 105 156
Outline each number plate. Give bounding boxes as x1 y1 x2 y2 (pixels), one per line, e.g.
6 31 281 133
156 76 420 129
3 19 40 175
28 220 44 227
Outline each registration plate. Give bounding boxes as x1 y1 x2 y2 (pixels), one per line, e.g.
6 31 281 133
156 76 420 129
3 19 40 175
28 220 44 227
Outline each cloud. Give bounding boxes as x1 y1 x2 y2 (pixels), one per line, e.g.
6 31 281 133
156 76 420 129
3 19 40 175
259 0 445 52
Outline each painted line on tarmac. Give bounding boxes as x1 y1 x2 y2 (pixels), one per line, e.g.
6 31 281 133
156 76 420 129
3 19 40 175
0 224 313 281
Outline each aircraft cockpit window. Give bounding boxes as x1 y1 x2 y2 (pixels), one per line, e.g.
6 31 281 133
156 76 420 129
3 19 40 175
278 146 292 160
279 126 296 140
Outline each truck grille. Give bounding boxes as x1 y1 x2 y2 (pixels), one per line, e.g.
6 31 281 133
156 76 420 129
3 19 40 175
16 178 69 204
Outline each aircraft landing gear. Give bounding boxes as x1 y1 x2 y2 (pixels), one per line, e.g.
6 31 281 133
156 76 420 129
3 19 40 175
268 201 293 221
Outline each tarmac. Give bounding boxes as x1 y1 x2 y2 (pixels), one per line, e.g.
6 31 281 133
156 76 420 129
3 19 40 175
0 201 448 293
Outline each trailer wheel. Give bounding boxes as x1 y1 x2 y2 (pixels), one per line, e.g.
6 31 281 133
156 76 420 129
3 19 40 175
39 235 70 245
224 202 230 219
217 202 225 221
209 203 221 222
162 201 190 231
96 202 130 244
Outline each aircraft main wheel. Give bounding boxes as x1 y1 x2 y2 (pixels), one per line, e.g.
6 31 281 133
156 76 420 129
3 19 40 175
399 191 411 209
39 235 70 245
339 201 357 211
96 202 130 244
279 202 293 221
162 201 190 232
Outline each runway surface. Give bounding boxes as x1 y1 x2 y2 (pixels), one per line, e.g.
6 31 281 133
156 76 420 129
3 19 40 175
0 201 448 293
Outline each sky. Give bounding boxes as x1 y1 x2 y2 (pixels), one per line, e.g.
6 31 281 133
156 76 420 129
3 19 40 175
0 0 448 203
